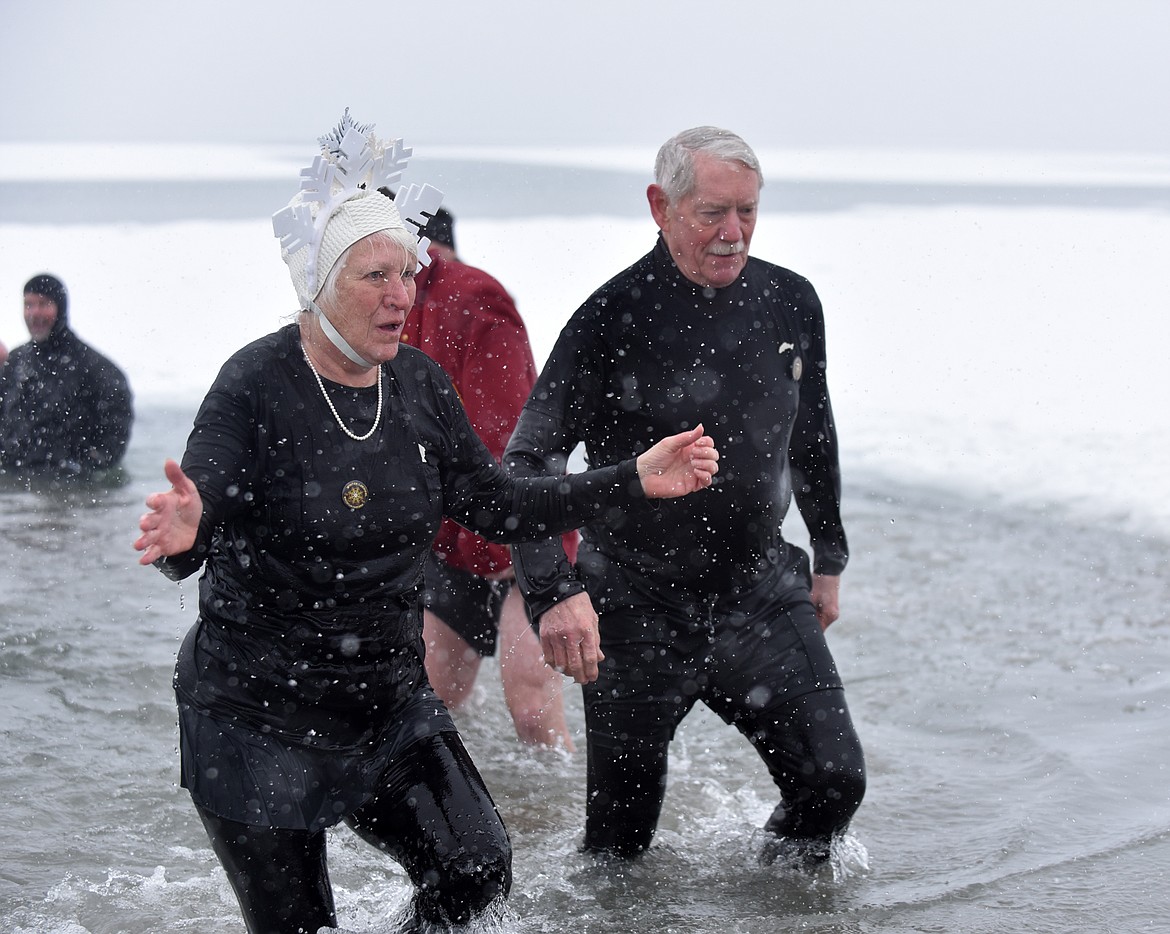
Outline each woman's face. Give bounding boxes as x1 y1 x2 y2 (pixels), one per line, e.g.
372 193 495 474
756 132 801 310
326 236 417 364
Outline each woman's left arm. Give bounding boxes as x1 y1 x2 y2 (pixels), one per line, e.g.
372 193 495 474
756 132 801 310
441 394 717 542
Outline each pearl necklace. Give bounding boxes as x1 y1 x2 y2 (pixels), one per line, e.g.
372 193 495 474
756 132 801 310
303 350 383 442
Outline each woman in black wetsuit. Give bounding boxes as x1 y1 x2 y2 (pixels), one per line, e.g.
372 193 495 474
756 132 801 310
133 113 718 934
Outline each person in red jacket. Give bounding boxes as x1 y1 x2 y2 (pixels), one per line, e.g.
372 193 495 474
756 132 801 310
401 203 578 749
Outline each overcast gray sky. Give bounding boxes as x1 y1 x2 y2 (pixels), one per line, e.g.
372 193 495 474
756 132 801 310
3 0 1168 153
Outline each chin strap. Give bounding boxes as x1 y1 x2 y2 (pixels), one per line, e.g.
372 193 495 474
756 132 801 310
310 300 373 368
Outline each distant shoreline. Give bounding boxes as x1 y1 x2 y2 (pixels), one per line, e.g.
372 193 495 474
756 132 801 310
5 168 1170 225
6 144 1169 223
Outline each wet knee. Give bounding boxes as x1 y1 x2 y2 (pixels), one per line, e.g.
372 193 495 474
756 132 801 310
768 759 866 840
807 756 866 831
829 759 866 819
416 846 512 924
509 705 558 746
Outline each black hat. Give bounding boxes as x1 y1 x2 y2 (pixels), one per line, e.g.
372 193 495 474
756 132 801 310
376 188 456 253
23 273 68 324
422 207 455 252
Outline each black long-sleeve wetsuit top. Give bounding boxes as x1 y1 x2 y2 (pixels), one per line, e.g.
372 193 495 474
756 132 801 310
0 324 133 477
158 324 648 754
505 238 848 620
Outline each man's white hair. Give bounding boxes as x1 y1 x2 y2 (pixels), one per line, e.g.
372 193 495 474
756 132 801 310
653 126 764 203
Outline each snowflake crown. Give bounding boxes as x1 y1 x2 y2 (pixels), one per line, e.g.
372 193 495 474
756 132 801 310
273 109 444 301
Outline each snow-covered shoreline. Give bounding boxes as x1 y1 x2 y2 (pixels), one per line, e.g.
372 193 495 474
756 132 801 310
3 149 1167 538
4 141 1170 188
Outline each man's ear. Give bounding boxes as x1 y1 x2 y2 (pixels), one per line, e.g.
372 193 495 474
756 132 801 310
647 184 670 229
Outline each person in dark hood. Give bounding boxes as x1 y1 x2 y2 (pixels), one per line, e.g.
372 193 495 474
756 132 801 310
0 274 133 478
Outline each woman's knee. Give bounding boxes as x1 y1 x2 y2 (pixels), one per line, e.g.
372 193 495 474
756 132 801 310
352 731 513 924
415 842 511 924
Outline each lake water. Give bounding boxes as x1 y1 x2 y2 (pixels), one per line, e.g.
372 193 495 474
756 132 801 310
2 147 1168 932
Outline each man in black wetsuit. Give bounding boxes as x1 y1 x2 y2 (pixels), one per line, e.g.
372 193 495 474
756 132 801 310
0 274 133 478
505 127 866 864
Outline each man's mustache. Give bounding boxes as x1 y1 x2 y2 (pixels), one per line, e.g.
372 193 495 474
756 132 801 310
710 240 745 256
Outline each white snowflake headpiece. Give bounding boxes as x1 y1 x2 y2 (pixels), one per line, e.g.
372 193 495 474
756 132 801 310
273 110 444 312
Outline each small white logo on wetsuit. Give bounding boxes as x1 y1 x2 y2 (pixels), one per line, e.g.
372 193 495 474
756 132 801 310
778 342 802 380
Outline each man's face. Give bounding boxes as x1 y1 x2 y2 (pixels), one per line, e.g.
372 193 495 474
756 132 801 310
24 293 59 342
649 153 760 289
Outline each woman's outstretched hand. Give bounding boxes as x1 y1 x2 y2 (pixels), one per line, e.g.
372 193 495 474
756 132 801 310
636 424 719 498
134 459 203 565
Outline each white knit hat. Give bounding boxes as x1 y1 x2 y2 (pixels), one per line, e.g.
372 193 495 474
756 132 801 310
281 188 405 309
273 110 444 311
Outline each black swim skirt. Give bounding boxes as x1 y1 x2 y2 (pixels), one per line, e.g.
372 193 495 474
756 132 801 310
421 552 511 657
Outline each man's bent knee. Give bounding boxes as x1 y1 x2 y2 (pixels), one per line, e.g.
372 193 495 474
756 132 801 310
766 757 866 841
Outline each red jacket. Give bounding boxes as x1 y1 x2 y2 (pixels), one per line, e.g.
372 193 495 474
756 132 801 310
403 250 576 575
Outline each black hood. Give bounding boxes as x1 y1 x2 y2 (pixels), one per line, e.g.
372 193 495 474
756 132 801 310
23 273 70 339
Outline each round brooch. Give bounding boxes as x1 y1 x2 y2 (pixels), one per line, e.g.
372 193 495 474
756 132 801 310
342 480 370 509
